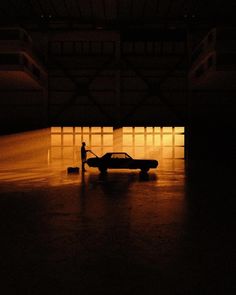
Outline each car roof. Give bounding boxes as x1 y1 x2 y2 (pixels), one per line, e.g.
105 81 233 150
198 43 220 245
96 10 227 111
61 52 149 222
105 152 127 154
104 152 131 155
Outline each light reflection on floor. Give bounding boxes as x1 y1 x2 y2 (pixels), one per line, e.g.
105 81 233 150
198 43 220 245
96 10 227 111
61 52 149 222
0 154 234 294
0 159 185 191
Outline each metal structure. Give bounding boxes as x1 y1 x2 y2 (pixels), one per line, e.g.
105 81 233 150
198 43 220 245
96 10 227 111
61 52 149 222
46 28 188 126
0 1 235 159
0 1 235 26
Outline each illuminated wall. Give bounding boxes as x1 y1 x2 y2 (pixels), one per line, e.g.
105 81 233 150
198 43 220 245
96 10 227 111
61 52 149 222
50 126 184 163
50 127 113 163
122 127 184 159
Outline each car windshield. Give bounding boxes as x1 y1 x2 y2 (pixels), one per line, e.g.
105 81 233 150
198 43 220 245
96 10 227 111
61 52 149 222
111 153 130 159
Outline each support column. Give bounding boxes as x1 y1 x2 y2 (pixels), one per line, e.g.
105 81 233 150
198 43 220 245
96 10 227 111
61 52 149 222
115 37 121 125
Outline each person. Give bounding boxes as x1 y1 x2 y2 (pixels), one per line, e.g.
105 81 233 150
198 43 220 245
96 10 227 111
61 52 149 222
81 142 90 172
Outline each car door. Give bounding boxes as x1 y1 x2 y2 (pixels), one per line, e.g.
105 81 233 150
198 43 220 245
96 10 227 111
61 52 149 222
109 153 130 168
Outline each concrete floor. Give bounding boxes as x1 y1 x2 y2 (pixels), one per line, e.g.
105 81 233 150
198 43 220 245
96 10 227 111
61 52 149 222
0 160 235 294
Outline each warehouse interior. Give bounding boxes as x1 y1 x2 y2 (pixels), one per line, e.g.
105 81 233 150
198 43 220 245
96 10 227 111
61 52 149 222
0 1 235 294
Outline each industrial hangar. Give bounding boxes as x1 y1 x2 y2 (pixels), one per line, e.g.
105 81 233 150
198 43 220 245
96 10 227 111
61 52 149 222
0 1 235 294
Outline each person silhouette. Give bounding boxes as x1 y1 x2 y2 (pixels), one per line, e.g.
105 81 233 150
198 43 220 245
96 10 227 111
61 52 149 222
81 142 90 172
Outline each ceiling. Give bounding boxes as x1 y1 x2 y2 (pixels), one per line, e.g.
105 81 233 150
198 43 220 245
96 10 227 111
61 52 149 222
0 0 235 27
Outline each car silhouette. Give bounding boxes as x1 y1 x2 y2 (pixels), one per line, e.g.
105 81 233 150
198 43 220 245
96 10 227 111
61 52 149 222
86 152 158 173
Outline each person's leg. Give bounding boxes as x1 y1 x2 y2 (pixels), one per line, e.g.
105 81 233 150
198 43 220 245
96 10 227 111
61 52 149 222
82 159 86 171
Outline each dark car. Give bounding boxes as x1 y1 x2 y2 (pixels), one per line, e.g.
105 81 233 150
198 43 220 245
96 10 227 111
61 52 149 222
86 152 158 173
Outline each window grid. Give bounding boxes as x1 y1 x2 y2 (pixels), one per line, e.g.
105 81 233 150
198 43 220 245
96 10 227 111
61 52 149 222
50 126 185 161
122 127 184 159
51 127 114 161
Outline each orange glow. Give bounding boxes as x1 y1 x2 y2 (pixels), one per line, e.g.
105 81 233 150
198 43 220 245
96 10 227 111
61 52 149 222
50 126 185 162
163 134 173 146
91 134 102 146
63 127 73 133
123 134 133 146
0 129 50 166
0 126 186 193
162 127 173 133
63 134 73 146
91 127 101 133
103 127 113 133
134 127 145 133
135 134 144 146
175 127 185 133
51 126 61 133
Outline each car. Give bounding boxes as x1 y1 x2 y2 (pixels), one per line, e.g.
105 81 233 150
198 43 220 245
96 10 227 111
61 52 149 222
86 152 158 173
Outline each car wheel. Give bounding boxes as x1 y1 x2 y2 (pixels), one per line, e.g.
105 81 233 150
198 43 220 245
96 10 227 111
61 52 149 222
99 166 107 173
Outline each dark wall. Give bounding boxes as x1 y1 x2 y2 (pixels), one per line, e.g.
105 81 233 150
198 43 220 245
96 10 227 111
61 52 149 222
1 26 236 162
31 29 188 127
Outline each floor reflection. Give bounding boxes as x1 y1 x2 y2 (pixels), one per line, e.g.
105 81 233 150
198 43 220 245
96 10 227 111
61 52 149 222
0 157 234 294
0 158 189 294
0 159 184 188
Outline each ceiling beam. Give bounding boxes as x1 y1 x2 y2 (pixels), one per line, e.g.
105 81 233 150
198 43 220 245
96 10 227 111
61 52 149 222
116 0 120 20
63 0 71 17
155 0 160 14
89 0 94 20
28 0 39 17
165 0 174 19
142 0 147 18
129 0 134 18
51 57 115 122
74 0 82 18
48 0 58 17
102 0 106 20
34 0 45 15
121 55 187 122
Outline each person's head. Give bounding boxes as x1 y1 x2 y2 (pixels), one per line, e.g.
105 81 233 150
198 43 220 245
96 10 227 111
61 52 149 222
82 142 86 146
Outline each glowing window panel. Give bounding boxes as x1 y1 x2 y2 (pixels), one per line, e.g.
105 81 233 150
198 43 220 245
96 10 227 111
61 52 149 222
146 127 153 133
175 147 185 159
63 127 73 133
154 134 161 146
135 134 144 146
134 127 144 133
154 127 161 133
82 134 90 145
134 147 145 158
75 134 82 146
124 147 134 157
63 147 73 158
163 147 173 158
75 127 82 133
63 134 73 146
103 127 113 133
51 134 61 146
91 127 101 133
51 147 61 158
163 127 173 133
163 134 173 146
103 134 113 146
123 127 133 133
50 126 185 162
102 147 113 154
51 127 61 133
90 147 102 157
175 134 184 146
82 127 90 133
91 134 101 146
175 127 185 133
123 134 133 146
111 153 127 159
146 134 153 146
